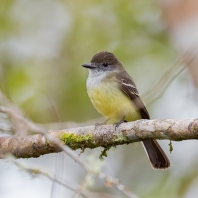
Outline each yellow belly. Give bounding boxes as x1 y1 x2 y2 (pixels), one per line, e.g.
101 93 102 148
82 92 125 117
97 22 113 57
87 81 141 121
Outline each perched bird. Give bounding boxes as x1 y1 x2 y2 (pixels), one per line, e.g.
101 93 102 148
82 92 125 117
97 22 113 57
82 51 170 169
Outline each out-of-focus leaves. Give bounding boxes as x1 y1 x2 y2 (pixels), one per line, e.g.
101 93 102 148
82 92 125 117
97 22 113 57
2 1 196 198
0 0 175 123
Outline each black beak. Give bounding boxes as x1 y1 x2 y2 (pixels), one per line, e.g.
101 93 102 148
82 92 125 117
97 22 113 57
82 63 96 69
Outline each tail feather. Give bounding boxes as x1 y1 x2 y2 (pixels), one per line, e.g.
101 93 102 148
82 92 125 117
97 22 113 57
142 140 170 169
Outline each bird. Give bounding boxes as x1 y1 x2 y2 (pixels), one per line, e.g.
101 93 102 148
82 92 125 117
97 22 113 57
82 51 170 169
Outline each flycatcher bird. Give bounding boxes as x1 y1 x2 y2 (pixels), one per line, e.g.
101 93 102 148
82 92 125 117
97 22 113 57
82 51 170 169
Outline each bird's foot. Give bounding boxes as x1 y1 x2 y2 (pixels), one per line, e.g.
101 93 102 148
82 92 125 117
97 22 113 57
95 118 110 129
113 118 127 131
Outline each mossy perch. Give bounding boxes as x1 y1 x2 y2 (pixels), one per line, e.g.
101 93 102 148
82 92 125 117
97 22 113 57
1 119 198 159
59 133 97 150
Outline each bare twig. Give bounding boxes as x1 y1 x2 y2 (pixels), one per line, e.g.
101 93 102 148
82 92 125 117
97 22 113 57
11 159 89 198
72 173 92 198
143 47 198 105
145 65 185 106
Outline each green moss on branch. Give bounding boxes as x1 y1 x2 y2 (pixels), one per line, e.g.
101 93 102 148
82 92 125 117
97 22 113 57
59 133 97 150
59 131 131 151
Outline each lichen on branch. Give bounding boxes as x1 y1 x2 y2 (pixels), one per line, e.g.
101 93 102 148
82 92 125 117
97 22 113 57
1 119 198 159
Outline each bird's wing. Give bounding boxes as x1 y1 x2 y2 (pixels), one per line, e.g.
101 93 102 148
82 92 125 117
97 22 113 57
116 71 150 119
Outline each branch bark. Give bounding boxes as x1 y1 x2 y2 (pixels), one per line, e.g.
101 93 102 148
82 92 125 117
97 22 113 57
0 119 198 159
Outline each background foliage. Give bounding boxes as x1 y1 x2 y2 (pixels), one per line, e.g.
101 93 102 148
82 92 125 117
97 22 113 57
0 0 197 198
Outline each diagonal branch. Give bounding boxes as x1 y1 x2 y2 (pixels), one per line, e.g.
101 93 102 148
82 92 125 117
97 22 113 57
1 118 198 159
11 159 121 198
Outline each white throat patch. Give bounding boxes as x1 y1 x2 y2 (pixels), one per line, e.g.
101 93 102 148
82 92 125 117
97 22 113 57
86 69 108 89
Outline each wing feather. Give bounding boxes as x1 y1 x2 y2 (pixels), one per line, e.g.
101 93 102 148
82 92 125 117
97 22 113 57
116 71 150 119
116 71 170 169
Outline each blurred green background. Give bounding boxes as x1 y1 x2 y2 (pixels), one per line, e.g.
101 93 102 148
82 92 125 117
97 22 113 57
0 0 175 123
1 0 198 198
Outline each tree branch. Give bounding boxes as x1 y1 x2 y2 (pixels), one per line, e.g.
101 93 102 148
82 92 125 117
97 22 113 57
11 159 122 198
1 119 198 159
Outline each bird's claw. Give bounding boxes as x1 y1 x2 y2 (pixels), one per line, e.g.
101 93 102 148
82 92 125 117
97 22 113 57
113 118 126 131
95 118 110 130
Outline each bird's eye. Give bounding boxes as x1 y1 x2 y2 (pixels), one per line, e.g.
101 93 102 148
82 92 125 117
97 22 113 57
103 63 108 67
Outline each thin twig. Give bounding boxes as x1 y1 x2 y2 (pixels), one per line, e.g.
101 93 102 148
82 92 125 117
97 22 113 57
143 47 198 105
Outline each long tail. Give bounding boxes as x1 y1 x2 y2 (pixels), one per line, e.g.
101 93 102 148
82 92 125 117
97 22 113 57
142 140 170 169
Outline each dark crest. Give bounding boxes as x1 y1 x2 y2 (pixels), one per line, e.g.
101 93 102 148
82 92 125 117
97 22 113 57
91 51 119 65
